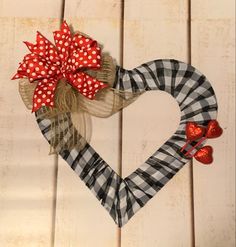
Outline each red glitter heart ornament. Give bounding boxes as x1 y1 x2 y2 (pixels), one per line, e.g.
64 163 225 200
194 146 213 164
205 120 223 139
186 122 205 141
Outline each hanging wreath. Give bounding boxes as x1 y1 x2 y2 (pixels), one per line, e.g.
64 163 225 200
12 21 223 227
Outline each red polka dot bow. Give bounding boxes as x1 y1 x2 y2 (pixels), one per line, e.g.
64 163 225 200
12 21 108 112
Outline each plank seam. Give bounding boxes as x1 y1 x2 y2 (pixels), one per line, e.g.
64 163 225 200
118 1 125 247
51 2 66 246
51 154 59 247
188 0 196 246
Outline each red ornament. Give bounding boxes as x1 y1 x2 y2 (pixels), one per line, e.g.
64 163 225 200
205 120 223 139
182 120 222 164
186 122 206 141
194 145 213 164
12 21 108 112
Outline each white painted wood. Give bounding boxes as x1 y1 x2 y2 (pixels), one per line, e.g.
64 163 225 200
121 0 193 246
0 0 62 18
0 1 62 246
54 1 121 246
191 0 235 246
0 1 234 246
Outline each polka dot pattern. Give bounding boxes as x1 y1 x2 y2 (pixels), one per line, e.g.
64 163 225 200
24 32 60 65
12 53 60 82
33 78 57 112
71 33 97 50
53 21 71 63
67 72 107 99
12 20 108 112
69 46 101 71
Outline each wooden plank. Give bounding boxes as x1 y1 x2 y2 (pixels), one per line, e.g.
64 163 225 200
0 1 62 246
121 0 193 246
54 1 121 246
0 0 63 18
191 0 235 246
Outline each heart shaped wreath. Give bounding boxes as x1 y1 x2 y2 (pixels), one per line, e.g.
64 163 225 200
12 21 223 227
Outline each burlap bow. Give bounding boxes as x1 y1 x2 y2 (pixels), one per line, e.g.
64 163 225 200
13 21 144 153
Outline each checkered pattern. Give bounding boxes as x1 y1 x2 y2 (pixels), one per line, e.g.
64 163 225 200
36 59 218 227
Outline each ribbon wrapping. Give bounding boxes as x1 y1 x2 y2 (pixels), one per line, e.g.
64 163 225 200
12 21 108 112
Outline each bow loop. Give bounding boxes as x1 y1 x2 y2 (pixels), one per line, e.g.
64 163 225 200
68 72 107 99
12 53 60 82
25 32 60 65
53 21 71 62
68 46 101 71
71 33 98 50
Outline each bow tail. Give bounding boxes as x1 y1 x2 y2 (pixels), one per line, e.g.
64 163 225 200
32 78 58 112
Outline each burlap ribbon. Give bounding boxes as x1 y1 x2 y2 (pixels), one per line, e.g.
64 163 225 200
19 54 143 153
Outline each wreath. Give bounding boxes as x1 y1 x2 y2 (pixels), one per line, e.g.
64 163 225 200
12 21 223 227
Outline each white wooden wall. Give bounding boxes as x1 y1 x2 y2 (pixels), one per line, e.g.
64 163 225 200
0 1 235 246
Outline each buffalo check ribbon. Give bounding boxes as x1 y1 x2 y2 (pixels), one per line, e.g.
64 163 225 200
12 21 108 112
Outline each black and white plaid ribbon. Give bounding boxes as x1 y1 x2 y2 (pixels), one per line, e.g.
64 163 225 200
36 59 217 227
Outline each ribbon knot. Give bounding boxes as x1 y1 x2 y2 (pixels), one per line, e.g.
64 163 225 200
12 21 108 112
